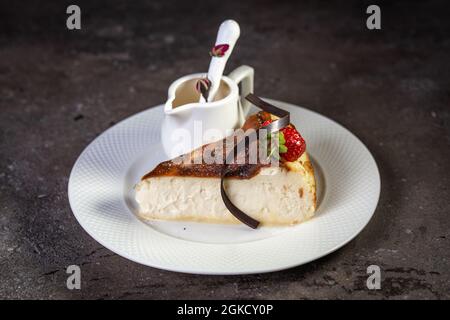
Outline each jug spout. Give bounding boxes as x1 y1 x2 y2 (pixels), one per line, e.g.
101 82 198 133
164 99 197 116
164 74 206 115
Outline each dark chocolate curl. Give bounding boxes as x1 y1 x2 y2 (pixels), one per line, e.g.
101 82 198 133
220 94 291 229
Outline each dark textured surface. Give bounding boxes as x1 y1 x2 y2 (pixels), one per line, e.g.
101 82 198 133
0 0 449 299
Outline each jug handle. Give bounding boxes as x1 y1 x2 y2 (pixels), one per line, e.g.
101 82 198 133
228 65 254 118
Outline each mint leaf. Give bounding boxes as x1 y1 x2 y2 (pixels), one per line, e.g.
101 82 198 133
279 132 285 145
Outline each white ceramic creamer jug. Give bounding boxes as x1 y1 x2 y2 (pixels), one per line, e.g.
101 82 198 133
161 65 254 158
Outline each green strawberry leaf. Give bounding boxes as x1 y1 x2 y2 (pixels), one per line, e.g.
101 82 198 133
279 145 288 153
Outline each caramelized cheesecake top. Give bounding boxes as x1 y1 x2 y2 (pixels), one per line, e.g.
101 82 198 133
142 111 304 180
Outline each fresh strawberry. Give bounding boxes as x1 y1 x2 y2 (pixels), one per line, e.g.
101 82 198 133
279 127 306 162
261 119 306 162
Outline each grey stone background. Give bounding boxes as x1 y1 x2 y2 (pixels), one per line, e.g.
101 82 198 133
0 0 449 299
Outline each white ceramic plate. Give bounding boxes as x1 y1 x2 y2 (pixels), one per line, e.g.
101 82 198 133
68 99 380 275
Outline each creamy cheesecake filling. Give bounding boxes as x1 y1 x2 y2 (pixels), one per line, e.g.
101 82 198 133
135 165 315 225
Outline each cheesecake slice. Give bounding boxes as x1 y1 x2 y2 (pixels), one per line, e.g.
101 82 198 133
135 112 316 226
